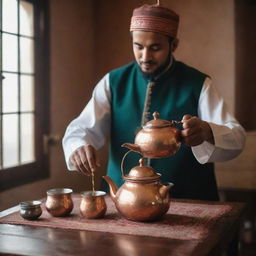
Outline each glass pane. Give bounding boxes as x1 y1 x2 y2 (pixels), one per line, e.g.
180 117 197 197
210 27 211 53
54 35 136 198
20 1 34 37
2 33 18 72
2 73 18 113
20 37 34 73
21 75 34 111
2 0 18 34
21 113 35 164
3 114 19 168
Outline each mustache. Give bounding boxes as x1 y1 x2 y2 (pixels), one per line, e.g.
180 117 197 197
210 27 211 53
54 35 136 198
139 61 156 65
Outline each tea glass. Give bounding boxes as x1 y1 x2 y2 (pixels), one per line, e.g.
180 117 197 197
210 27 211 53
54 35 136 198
20 200 42 220
45 188 73 217
80 191 107 219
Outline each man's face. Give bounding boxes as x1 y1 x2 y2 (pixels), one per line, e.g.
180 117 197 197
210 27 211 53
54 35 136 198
132 31 171 75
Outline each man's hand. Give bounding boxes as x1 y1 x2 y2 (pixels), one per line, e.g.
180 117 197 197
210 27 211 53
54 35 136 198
181 115 214 147
70 145 100 176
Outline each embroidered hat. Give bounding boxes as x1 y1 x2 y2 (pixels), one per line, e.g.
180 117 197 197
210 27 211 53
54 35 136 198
130 1 179 38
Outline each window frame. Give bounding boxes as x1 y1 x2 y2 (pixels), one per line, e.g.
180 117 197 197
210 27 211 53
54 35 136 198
0 0 50 191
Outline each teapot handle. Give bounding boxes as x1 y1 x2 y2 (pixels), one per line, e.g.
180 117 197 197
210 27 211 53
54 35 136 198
121 150 143 178
170 120 183 126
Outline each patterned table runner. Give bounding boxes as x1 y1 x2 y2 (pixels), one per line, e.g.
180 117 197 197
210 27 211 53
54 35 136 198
0 195 237 240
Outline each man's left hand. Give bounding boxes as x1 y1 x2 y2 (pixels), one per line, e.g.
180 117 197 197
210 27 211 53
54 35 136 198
181 115 214 147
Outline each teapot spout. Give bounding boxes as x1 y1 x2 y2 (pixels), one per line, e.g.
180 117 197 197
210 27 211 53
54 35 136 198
159 182 173 199
121 143 141 154
102 176 118 202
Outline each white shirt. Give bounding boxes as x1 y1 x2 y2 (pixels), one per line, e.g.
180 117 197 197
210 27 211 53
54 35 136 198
62 73 246 170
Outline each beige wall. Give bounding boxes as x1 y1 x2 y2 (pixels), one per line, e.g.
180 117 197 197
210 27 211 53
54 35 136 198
171 0 235 113
1 0 253 211
216 131 256 189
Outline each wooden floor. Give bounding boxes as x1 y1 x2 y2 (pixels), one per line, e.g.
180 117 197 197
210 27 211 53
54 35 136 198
219 189 256 256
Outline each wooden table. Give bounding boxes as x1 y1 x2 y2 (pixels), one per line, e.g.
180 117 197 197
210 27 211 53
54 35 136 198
0 199 245 256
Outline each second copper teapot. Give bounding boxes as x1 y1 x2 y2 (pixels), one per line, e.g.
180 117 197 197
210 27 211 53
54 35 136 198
103 158 173 222
122 112 181 158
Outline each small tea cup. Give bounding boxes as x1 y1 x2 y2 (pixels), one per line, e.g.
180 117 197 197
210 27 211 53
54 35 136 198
20 200 42 220
80 191 107 219
45 188 73 217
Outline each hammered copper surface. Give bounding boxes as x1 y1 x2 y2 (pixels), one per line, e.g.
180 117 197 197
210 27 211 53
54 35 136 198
19 200 42 220
122 112 181 158
103 158 172 222
80 191 107 219
45 188 73 217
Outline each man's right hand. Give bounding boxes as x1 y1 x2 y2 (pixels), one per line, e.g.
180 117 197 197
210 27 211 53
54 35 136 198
70 145 100 176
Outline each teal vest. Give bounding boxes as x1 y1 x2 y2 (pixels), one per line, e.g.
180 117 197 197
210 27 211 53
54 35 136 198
105 60 219 201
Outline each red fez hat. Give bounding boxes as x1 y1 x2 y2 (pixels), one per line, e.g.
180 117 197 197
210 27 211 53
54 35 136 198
130 2 179 38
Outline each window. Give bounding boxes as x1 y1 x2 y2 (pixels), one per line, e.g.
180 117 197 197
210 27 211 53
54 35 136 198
0 0 49 191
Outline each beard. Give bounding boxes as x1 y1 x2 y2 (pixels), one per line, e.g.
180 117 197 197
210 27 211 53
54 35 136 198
139 53 172 81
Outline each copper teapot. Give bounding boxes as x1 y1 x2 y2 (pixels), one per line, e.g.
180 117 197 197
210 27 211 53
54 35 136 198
103 157 173 222
122 112 181 158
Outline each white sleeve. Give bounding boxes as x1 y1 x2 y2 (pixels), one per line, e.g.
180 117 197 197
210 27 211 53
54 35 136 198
62 73 111 170
192 77 246 164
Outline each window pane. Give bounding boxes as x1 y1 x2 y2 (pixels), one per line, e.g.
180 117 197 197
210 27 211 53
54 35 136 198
3 114 19 168
20 37 34 73
2 73 18 113
2 33 18 72
21 113 35 164
21 75 34 111
20 1 34 37
2 0 18 34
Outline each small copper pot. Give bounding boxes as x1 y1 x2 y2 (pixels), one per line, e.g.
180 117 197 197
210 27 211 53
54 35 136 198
80 191 107 219
45 188 73 217
20 200 42 220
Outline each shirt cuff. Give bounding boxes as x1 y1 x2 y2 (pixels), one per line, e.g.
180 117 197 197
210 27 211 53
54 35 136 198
192 141 216 164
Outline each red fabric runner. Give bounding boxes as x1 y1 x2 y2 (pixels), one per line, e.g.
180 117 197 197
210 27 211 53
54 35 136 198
0 195 236 240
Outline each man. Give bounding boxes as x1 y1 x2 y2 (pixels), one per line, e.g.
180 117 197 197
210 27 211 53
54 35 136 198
62 3 245 201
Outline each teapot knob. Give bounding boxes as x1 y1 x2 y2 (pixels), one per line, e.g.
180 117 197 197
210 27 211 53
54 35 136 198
139 158 145 167
153 111 160 120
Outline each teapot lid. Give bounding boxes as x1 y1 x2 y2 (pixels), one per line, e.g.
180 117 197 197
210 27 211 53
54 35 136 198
143 112 172 129
124 158 161 181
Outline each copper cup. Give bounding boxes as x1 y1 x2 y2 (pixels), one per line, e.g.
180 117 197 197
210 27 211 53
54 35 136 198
20 200 42 220
45 188 73 217
80 191 107 219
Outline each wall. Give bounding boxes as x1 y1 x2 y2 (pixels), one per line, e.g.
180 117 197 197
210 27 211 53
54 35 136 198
235 0 256 130
171 0 236 113
48 0 95 191
216 131 256 189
